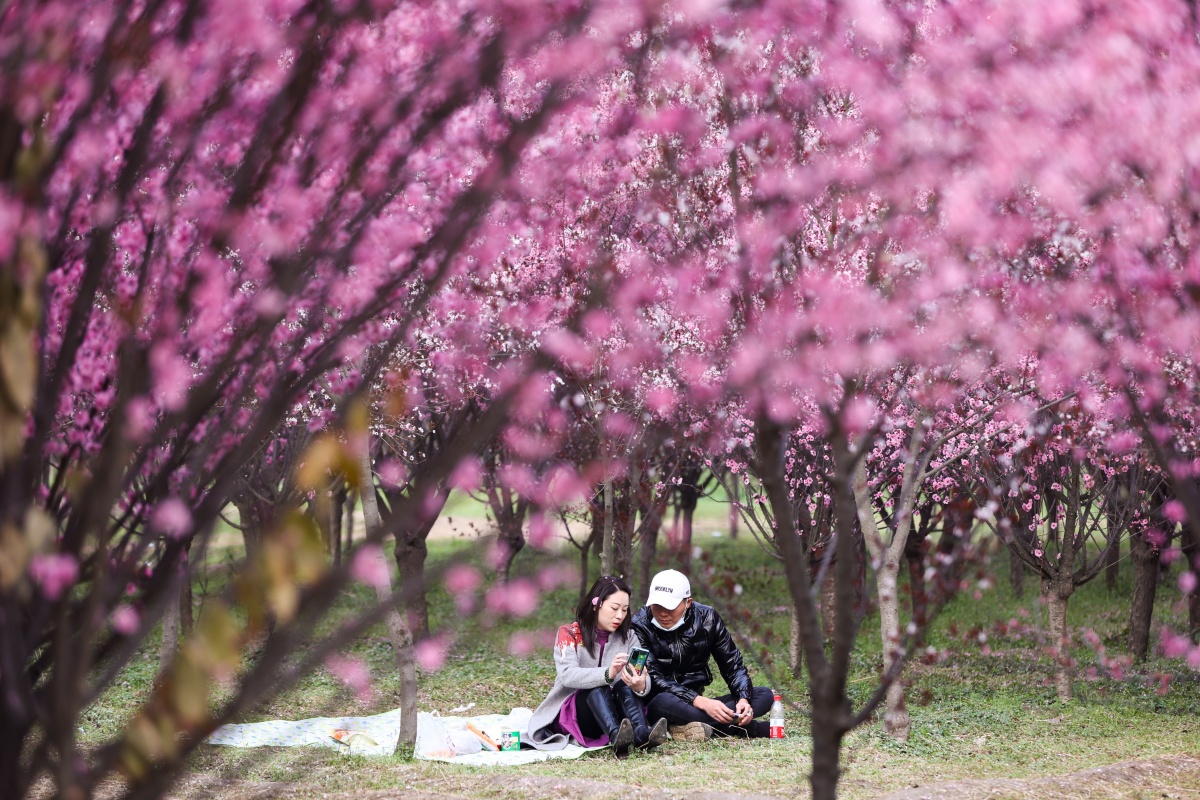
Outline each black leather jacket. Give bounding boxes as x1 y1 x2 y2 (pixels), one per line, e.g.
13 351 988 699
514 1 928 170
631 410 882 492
631 602 754 705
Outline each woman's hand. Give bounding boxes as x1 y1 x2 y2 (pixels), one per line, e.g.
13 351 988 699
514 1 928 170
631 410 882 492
619 663 647 693
607 653 629 682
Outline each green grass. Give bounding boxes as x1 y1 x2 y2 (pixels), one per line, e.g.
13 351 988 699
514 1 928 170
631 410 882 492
81 533 1200 799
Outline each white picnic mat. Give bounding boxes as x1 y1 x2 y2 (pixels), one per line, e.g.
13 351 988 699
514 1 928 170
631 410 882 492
207 706 603 765
415 708 602 765
207 707 402 757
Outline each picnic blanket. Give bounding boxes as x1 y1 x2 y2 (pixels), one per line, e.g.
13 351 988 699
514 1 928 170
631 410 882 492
207 706 603 765
206 707 403 757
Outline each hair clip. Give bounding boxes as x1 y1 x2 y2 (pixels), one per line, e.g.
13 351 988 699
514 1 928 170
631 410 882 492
591 597 599 606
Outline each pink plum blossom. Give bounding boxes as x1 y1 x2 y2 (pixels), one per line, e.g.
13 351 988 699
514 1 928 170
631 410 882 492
110 605 140 635
350 545 391 590
29 555 79 600
415 638 449 672
326 654 372 703
1180 571 1198 595
152 499 192 539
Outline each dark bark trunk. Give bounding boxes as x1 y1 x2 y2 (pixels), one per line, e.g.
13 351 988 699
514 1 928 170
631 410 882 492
819 566 837 639
395 530 432 641
1182 528 1200 638
387 484 446 642
727 479 740 540
1009 546 1025 598
1048 583 1073 703
638 521 658 601
635 493 664 603
358 448 417 748
158 594 180 681
233 496 265 563
789 604 803 679
157 564 193 680
904 529 929 646
497 531 525 584
675 465 704 572
1128 532 1160 661
809 692 848 800
1104 519 1120 592
340 493 355 569
330 484 347 567
679 501 695 572
852 522 868 622
580 496 604 601
612 480 635 582
493 496 529 585
0 684 32 800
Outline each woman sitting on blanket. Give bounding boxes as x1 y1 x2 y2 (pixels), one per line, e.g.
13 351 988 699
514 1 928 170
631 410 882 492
527 575 668 757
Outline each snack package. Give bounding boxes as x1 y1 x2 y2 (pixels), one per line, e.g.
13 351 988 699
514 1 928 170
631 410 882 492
447 730 483 755
331 729 379 752
465 722 500 751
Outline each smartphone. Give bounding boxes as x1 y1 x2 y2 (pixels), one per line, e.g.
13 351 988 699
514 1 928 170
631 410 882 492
626 647 649 675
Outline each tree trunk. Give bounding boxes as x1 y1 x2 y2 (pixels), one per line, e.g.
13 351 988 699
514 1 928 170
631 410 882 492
875 559 910 740
158 591 181 681
395 532 431 641
1182 529 1200 638
809 693 848 800
854 457 911 742
1047 584 1074 703
1009 546 1025 598
497 532 524 584
157 546 194 679
579 538 592 601
905 532 929 646
494 496 529 585
789 604 803 679
613 479 635 581
820 567 837 639
637 507 661 602
357 447 418 748
233 496 264 564
1128 532 1159 661
601 477 614 577
341 495 356 568
728 479 740 540
1104 521 1120 591
679 501 695 572
331 484 347 567
580 495 604 600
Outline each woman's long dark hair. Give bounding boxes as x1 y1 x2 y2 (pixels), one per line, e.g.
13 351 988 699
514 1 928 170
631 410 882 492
575 575 633 656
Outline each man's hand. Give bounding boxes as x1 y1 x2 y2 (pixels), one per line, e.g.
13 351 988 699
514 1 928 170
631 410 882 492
692 695 738 724
731 698 752 726
619 664 647 693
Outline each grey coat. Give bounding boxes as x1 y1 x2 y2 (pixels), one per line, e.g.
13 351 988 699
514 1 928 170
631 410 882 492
526 622 651 750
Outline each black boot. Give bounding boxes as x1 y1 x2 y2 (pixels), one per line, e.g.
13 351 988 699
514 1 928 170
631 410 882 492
585 687 635 757
644 718 669 749
612 681 652 748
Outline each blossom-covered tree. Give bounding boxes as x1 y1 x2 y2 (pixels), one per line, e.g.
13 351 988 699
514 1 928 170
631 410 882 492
0 1 656 797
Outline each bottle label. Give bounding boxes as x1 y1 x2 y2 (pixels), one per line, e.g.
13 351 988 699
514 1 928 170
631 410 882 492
770 721 784 738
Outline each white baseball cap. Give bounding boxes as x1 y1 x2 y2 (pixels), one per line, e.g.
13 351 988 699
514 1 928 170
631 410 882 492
645 569 691 610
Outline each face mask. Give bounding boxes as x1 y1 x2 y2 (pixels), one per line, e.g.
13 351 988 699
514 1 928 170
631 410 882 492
651 604 689 631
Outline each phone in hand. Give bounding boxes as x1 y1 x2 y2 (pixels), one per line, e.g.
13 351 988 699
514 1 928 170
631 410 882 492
626 646 649 675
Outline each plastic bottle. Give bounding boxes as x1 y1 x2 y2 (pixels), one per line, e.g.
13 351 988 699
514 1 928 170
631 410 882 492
769 694 784 739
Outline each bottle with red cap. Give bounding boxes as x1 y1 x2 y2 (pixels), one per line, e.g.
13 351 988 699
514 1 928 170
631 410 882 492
769 694 784 738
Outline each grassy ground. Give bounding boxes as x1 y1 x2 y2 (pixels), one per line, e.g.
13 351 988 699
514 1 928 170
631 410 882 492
83 528 1200 799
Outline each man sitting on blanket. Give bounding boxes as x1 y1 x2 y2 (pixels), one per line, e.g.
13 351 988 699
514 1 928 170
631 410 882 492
631 569 775 741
